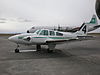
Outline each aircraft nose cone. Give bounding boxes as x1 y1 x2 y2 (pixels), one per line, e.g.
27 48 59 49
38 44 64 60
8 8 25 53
8 35 17 42
8 37 11 40
8 36 14 41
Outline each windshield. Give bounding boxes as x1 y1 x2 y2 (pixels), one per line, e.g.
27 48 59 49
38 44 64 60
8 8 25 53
34 30 41 34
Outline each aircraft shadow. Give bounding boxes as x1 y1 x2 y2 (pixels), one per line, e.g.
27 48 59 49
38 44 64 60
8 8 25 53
1 48 73 61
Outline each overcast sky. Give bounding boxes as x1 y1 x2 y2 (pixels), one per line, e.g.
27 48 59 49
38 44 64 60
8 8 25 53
0 0 99 33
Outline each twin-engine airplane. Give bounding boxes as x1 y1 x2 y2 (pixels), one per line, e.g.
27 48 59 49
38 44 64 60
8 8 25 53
8 23 93 53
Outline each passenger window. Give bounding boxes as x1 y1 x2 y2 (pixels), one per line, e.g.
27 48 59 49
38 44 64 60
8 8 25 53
40 30 48 35
50 31 55 36
56 32 63 36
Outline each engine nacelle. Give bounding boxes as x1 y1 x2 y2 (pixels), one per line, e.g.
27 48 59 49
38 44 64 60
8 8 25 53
23 36 31 41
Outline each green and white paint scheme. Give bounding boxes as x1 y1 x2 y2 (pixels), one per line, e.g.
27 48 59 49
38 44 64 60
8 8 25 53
89 15 98 24
8 24 92 53
85 14 100 32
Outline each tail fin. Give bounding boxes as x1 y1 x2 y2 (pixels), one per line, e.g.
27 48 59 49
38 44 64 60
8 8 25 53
75 23 88 36
89 14 98 25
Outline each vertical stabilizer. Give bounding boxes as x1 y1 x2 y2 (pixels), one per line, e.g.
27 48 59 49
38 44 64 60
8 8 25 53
89 14 98 24
74 24 88 36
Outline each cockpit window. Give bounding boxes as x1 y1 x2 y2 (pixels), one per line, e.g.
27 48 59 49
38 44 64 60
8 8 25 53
35 30 41 34
56 32 63 36
39 30 48 35
49 31 55 36
36 30 41 34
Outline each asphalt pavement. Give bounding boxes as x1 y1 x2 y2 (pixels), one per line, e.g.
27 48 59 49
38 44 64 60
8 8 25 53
0 35 100 75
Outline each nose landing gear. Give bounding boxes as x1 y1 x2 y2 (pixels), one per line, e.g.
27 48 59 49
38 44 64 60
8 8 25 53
15 44 20 53
15 48 19 53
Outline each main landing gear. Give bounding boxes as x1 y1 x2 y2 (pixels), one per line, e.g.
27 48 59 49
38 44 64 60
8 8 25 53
47 44 56 53
36 45 41 51
15 44 20 53
47 49 53 53
36 44 56 53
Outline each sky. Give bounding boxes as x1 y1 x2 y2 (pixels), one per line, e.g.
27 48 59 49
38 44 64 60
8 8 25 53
0 0 99 33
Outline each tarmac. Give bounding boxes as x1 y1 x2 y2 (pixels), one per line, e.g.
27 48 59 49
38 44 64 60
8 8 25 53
0 34 100 75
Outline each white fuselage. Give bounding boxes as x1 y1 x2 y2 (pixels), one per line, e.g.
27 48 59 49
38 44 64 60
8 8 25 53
8 29 77 45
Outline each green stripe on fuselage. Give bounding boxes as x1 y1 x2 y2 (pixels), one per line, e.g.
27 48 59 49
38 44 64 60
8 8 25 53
32 37 69 39
18 36 24 39
50 37 66 39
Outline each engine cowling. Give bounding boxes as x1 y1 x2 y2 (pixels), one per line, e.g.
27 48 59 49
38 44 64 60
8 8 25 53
23 36 31 41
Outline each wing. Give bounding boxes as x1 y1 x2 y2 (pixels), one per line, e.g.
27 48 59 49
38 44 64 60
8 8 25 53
77 35 94 40
46 36 94 44
46 39 78 44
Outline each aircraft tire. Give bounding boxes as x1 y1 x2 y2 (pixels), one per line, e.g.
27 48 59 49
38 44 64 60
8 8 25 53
47 49 53 53
15 49 19 53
